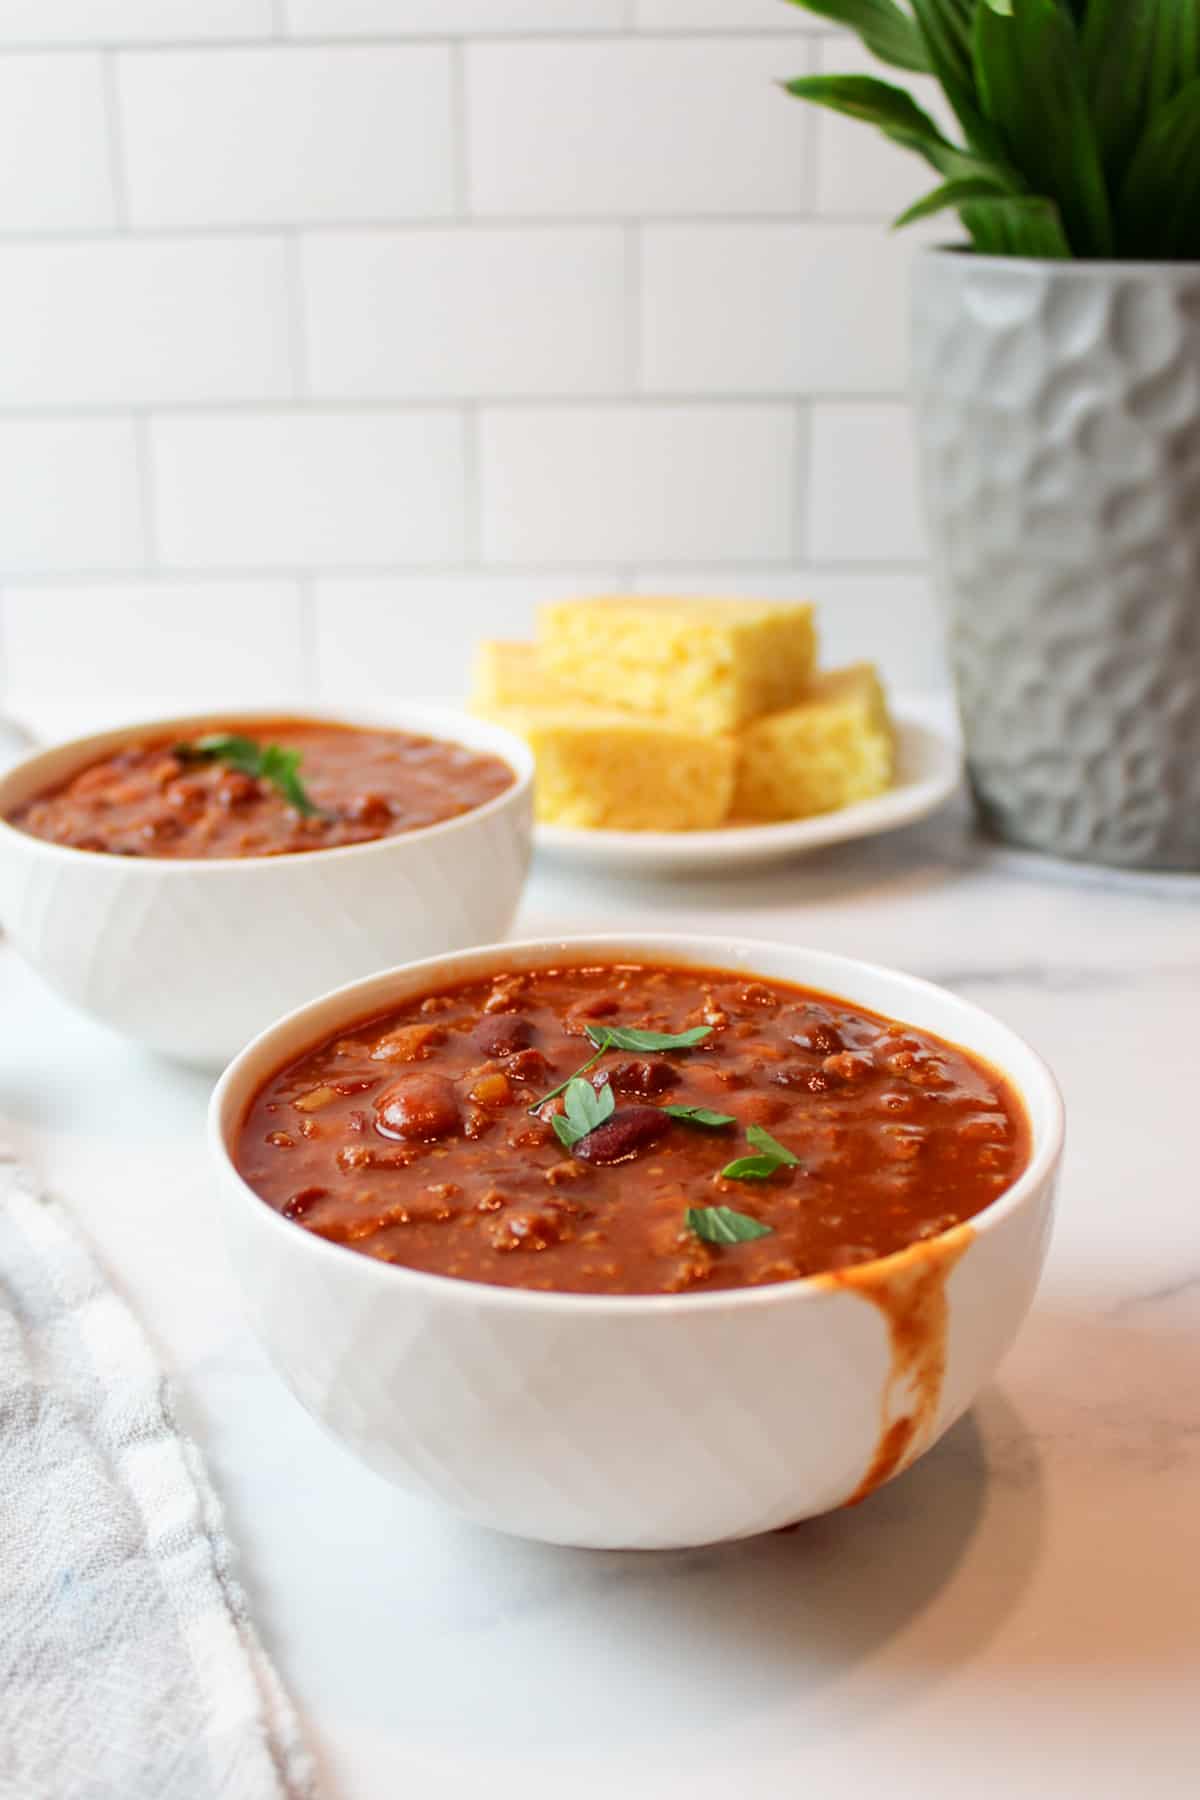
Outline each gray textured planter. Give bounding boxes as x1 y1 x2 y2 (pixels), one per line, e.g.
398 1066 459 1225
911 250 1200 871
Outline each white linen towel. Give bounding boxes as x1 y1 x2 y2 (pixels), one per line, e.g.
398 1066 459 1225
0 1147 317 1800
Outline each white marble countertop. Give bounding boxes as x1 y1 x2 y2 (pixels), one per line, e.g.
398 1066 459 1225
3 786 1199 1800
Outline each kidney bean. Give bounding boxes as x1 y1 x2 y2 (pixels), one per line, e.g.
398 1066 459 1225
572 1106 670 1165
472 1014 533 1057
505 1047 552 1084
791 1021 845 1056
375 1073 460 1141
609 1058 676 1097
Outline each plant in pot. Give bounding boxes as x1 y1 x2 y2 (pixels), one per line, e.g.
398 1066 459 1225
783 1 1200 871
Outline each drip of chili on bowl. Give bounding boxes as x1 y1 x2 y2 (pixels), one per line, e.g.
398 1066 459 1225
7 718 515 860
235 961 1031 1296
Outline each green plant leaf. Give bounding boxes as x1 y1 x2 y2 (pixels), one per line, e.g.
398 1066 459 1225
959 193 1072 257
661 1105 737 1129
783 0 930 73
893 171 1016 227
910 0 1005 155
1117 77 1200 259
780 72 957 174
1149 0 1200 113
584 1024 712 1052
551 1075 615 1149
685 1205 774 1246
1081 0 1163 181
973 0 1111 256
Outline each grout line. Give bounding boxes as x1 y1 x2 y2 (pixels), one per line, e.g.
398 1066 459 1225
0 30 832 55
100 52 129 230
623 224 641 393
283 232 310 397
449 40 469 219
0 561 929 588
462 407 481 564
0 394 910 419
0 213 898 244
132 416 159 568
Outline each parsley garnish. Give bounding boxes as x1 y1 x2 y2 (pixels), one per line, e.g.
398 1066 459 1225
720 1124 801 1182
174 733 323 818
662 1105 736 1129
585 1024 713 1053
686 1205 774 1245
528 1023 712 1115
552 1076 615 1149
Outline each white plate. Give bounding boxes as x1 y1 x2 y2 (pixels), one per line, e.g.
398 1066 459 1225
533 713 962 875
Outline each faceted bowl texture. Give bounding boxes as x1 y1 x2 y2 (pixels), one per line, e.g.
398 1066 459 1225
912 250 1200 870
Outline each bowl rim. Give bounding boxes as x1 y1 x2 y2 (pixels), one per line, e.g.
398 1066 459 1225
0 702 534 873
209 932 1065 1317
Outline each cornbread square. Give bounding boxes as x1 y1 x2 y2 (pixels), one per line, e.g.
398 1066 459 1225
474 699 735 832
471 640 576 712
732 663 896 822
537 597 817 733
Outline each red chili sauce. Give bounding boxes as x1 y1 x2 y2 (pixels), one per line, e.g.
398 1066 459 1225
7 719 515 859
235 963 1031 1296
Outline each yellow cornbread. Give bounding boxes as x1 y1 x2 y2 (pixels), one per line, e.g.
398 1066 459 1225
732 663 895 822
471 640 576 712
471 645 734 830
537 596 817 733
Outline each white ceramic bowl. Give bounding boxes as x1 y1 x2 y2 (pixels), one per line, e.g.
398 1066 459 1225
210 934 1063 1550
0 706 533 1067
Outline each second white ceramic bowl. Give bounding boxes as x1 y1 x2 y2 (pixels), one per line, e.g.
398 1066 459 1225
0 706 533 1066
210 934 1063 1550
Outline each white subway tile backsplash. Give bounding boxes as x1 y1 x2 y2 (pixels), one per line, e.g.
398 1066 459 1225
303 228 627 399
806 403 925 563
0 239 292 407
150 412 467 569
286 1 627 33
629 565 945 691
118 46 454 228
1 584 306 699
641 222 911 394
480 405 797 563
634 1 811 27
467 37 811 217
813 34 952 220
0 56 115 232
0 421 143 574
314 572 624 699
0 1 274 44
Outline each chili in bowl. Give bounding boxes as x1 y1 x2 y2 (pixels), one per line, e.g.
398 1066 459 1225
209 934 1064 1550
0 708 533 1066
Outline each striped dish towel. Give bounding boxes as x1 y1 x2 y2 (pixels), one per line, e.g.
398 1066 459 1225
0 1146 316 1800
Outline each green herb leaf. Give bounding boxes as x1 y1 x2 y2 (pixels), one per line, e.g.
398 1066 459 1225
175 732 323 818
585 1024 713 1053
721 1124 801 1182
661 1105 737 1129
527 1044 605 1115
686 1205 774 1246
784 0 930 74
973 0 1112 256
552 1076 615 1149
